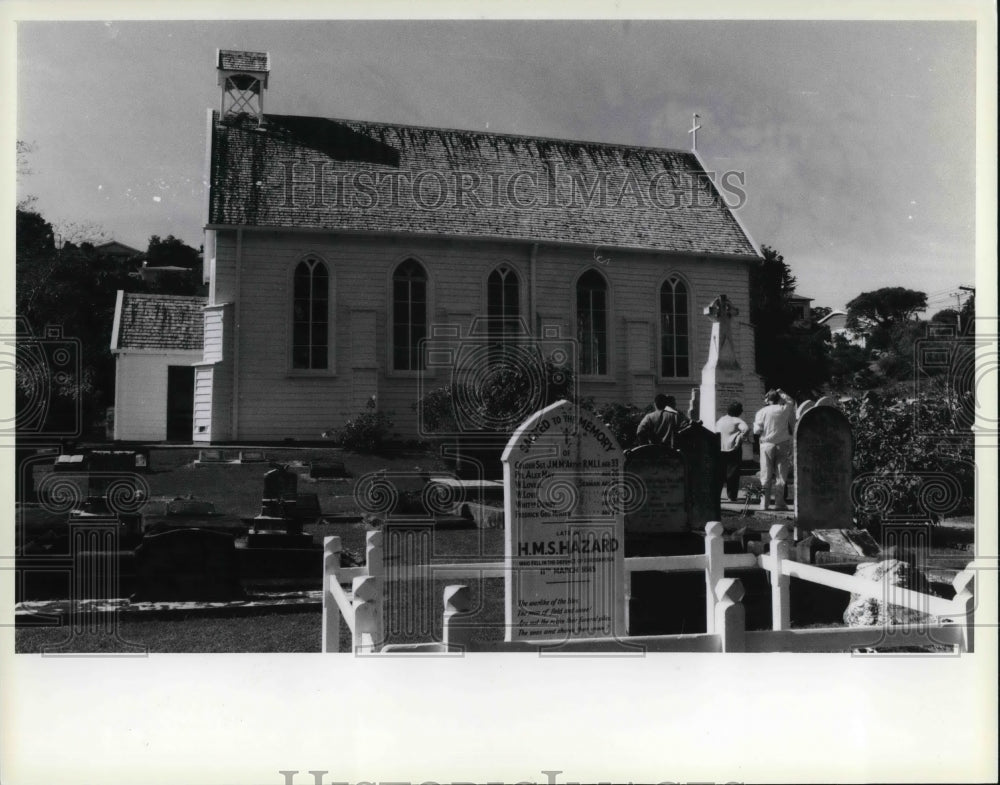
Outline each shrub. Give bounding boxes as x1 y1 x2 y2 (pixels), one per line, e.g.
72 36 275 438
595 402 649 451
413 353 575 436
842 378 974 522
333 410 395 453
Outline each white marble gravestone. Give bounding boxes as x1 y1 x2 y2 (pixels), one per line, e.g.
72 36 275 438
502 400 626 643
699 294 744 431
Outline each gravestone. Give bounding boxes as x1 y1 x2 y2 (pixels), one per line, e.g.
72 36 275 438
699 294 744 431
675 422 722 528
623 445 688 536
133 528 243 601
687 388 700 422
623 443 701 634
251 466 314 546
263 465 298 500
502 400 626 643
794 403 853 532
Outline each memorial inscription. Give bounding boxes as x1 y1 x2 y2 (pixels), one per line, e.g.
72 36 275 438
502 400 626 642
623 445 688 534
794 404 853 532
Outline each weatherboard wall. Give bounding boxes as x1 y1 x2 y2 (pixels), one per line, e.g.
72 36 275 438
201 230 762 441
114 350 200 441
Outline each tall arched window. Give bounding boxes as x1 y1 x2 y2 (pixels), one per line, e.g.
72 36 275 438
392 259 427 371
487 265 520 337
660 275 690 377
576 270 608 375
292 256 329 370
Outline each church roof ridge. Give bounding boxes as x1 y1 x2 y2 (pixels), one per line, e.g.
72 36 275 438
268 112 695 159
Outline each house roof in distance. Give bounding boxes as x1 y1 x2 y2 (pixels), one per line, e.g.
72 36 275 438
94 240 143 258
112 292 205 352
208 113 759 258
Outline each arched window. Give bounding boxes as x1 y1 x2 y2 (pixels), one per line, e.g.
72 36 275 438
292 257 329 370
487 265 520 337
392 259 427 371
660 275 690 377
576 270 608 375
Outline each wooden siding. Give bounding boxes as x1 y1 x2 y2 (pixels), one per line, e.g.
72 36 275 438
114 351 199 441
203 307 226 363
211 230 761 440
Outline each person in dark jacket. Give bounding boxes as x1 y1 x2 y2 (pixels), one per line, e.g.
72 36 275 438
636 394 687 448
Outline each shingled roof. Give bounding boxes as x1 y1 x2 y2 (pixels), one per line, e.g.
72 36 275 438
113 292 205 351
208 113 758 258
217 49 269 72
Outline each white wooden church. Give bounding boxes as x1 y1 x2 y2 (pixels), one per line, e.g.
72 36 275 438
147 49 766 442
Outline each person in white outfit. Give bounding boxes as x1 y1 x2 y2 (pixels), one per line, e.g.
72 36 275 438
716 401 750 502
752 388 796 510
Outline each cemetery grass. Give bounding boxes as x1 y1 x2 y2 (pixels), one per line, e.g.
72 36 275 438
22 446 451 546
17 447 975 653
15 611 326 653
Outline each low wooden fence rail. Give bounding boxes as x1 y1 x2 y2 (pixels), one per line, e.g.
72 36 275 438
321 523 976 654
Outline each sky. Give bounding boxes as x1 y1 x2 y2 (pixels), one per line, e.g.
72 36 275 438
13 18 982 312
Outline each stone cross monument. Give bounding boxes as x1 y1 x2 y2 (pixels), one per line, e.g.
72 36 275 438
698 294 744 431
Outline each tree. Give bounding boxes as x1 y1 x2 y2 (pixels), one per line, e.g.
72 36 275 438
749 245 830 399
827 332 871 390
146 235 201 269
17 207 143 436
959 291 975 335
930 308 961 326
845 287 927 349
17 140 38 211
55 220 111 248
810 305 833 323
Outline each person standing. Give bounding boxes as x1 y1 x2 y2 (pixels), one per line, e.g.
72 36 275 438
752 388 796 510
636 394 687 448
716 401 750 502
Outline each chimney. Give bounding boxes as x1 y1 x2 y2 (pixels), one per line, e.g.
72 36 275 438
217 49 270 125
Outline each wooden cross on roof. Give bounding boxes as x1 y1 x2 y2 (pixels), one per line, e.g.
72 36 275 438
689 113 702 151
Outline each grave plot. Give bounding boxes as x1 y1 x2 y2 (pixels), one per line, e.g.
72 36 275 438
319 394 975 654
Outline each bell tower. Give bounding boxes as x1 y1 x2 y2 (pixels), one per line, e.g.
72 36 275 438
217 49 270 124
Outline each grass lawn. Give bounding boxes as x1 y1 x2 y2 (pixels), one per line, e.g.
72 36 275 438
15 444 976 654
16 610 328 653
21 445 452 547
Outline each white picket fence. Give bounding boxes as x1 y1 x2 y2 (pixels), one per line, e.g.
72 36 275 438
321 523 976 654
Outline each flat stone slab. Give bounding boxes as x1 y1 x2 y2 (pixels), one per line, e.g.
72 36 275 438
462 501 504 529
429 478 503 489
15 590 323 620
429 477 504 504
813 528 881 558
247 532 315 548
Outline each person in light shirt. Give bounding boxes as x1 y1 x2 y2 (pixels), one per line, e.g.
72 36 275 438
716 401 750 502
752 388 796 510
636 394 687 448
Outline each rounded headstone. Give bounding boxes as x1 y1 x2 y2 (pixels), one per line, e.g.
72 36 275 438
796 400 816 419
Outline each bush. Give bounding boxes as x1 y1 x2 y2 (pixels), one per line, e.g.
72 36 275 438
333 410 394 453
413 352 575 436
842 378 974 522
595 402 649 451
